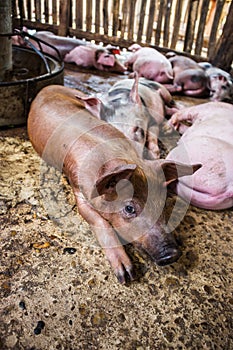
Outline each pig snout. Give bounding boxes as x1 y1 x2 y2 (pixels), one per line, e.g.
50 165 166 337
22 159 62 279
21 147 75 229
135 226 182 266
155 242 182 266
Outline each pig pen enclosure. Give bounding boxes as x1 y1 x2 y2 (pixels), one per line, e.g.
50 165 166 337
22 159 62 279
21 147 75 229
1 0 233 349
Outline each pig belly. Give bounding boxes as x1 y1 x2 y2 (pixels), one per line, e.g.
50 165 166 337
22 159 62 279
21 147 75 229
167 137 233 210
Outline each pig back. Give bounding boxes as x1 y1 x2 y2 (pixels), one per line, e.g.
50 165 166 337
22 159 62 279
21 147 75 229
28 85 135 171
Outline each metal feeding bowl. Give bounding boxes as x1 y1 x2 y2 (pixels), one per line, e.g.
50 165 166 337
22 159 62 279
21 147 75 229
0 34 64 126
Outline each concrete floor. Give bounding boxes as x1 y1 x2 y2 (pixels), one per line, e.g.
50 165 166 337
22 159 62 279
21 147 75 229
0 65 233 350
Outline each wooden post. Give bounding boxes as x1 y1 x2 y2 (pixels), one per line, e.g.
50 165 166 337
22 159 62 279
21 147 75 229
0 0 12 81
112 0 120 37
183 0 199 53
210 0 233 71
171 0 182 49
137 0 147 42
194 0 210 55
147 0 156 43
58 0 71 36
208 0 225 58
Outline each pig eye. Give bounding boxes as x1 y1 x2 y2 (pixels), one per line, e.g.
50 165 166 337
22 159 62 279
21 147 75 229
123 203 136 218
133 126 145 142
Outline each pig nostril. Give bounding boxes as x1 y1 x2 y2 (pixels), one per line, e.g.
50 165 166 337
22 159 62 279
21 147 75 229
156 247 182 266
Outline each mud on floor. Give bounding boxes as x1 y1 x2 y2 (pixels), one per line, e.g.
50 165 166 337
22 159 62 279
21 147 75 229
0 66 233 350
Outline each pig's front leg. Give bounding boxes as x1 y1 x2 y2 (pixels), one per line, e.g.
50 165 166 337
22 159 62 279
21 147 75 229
167 109 199 134
75 192 135 284
146 125 160 159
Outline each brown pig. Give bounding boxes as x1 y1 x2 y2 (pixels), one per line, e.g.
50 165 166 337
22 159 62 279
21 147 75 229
28 85 200 283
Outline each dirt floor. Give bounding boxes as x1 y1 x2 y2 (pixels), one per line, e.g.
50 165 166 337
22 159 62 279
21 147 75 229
0 65 233 350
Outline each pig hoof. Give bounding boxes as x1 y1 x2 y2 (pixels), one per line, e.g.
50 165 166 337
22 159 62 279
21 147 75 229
156 247 182 266
116 266 136 284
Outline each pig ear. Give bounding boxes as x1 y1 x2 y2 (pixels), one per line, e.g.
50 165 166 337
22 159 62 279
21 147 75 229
75 94 102 119
91 164 137 198
161 160 202 186
129 72 142 106
161 68 173 80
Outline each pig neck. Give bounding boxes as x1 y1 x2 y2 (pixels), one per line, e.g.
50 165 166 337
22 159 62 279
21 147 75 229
62 131 144 200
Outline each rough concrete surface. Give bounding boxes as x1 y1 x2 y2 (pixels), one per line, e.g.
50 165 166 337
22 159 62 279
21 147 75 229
0 66 233 350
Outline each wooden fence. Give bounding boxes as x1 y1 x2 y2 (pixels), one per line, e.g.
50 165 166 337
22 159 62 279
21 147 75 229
12 0 232 62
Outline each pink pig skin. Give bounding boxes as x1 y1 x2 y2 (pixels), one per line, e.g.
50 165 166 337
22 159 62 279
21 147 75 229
64 46 126 73
164 55 209 97
167 102 233 209
125 47 173 83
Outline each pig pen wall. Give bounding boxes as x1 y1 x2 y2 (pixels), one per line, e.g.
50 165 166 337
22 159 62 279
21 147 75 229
12 0 233 70
0 65 233 350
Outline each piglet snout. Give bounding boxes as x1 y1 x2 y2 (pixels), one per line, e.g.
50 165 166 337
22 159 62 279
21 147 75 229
135 229 182 267
155 244 182 266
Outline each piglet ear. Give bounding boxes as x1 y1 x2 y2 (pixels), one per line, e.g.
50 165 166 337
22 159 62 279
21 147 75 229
161 160 202 186
91 164 137 198
129 72 142 106
75 94 102 119
163 67 174 80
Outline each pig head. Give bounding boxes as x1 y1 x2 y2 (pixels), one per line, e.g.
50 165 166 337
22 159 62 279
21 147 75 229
205 66 233 103
166 102 233 209
28 85 200 283
76 73 177 159
125 47 173 83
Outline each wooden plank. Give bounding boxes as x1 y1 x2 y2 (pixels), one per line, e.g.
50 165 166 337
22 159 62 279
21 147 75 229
208 0 226 57
171 0 182 49
146 0 156 43
34 0 42 22
44 0 49 23
210 0 233 71
27 0 32 20
183 0 199 53
52 0 57 25
13 18 59 32
120 0 128 39
76 0 83 29
86 0 92 32
155 0 165 45
95 0 100 33
128 0 137 41
137 0 147 42
20 0 26 18
103 0 109 35
12 0 17 18
58 0 70 36
69 0 73 27
195 0 210 55
112 0 120 36
0 0 12 80
163 0 173 47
